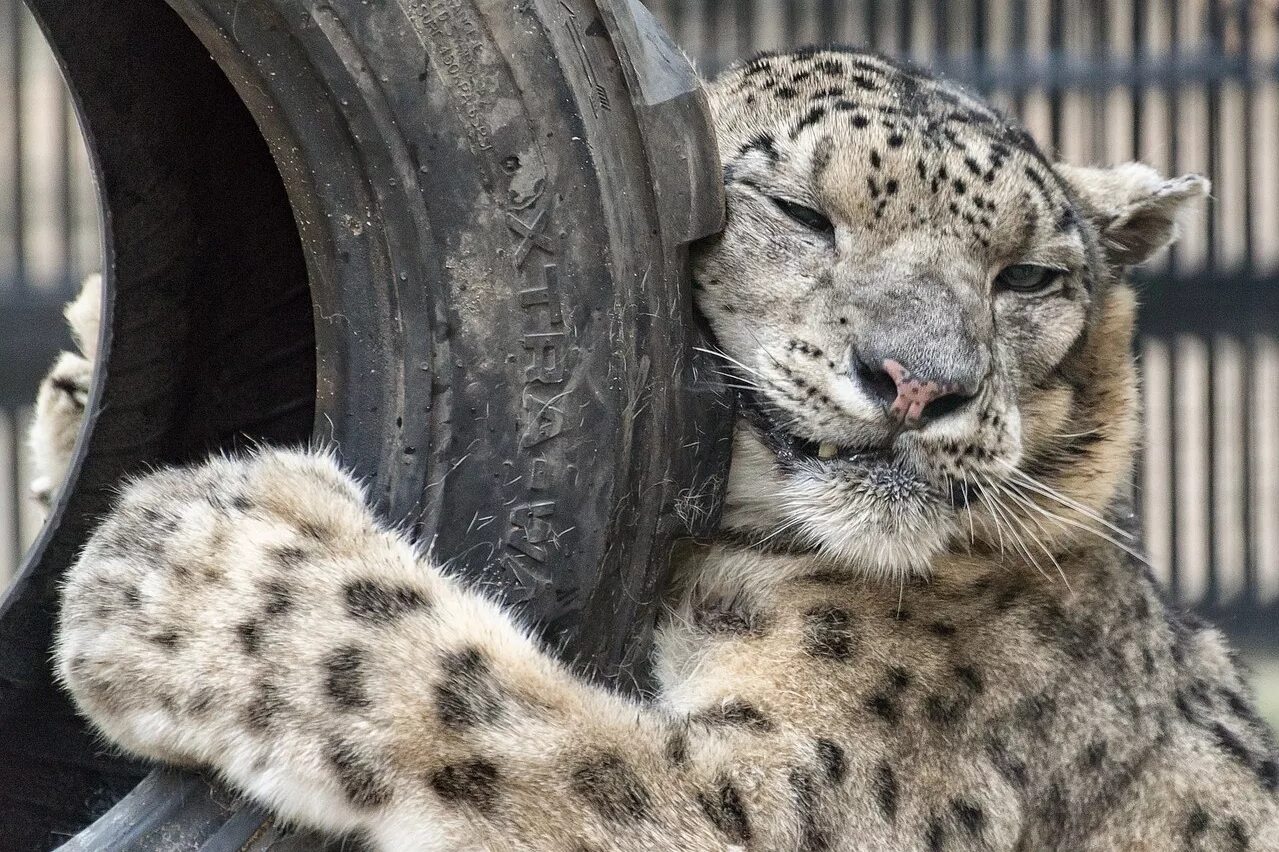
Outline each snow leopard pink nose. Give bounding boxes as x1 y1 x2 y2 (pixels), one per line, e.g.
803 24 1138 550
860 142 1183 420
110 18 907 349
878 358 976 427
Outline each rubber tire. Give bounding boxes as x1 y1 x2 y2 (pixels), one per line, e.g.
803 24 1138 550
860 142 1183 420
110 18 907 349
0 0 730 848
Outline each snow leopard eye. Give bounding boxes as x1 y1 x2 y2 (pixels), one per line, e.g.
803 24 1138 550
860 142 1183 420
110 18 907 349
771 197 835 236
994 263 1066 295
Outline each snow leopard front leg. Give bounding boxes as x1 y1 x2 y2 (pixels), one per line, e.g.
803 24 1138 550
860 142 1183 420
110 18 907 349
57 449 833 851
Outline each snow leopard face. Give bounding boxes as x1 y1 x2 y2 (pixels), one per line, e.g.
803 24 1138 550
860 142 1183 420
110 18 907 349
693 48 1206 579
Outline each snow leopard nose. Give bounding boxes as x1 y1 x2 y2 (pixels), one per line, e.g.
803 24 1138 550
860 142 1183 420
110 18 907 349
855 357 978 427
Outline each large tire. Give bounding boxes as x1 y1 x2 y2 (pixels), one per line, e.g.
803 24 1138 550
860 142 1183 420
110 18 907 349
0 0 730 848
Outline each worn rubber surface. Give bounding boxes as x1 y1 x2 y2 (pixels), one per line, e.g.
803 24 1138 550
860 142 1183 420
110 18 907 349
1 0 729 848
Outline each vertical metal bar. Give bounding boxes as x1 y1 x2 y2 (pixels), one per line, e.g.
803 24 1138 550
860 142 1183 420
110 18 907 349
898 0 913 57
1088 0 1106 163
10 0 26 293
1168 335 1181 601
1203 0 1222 607
973 0 989 93
734 0 755 59
1166 0 1182 278
863 2 879 52
818 0 837 46
701 0 723 76
1011 0 1028 116
1206 0 1222 271
1240 0 1260 606
932 0 949 60
784 0 802 48
1240 0 1256 273
1243 331 1258 606
1132 0 1146 162
1047 0 1063 154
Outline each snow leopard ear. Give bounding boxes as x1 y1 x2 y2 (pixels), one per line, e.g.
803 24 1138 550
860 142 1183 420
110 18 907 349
1054 162 1209 266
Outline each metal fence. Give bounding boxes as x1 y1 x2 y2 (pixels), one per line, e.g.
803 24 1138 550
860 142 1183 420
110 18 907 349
0 0 98 580
2 0 1278 640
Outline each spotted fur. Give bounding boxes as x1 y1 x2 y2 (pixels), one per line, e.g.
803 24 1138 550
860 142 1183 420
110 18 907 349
38 49 1279 850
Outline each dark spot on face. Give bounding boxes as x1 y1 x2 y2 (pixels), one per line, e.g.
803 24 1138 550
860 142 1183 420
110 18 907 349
187 686 217 716
235 620 262 655
777 85 798 99
815 738 846 784
951 798 985 836
888 132 905 147
244 679 284 730
954 664 984 694
993 584 1021 611
698 779 751 843
873 761 898 822
741 132 780 162
1227 817 1250 850
692 699 774 732
1185 805 1210 837
886 179 899 195
1210 722 1255 769
692 596 767 636
886 666 912 692
790 105 827 139
571 753 651 823
344 579 429 624
928 621 956 638
665 730 689 766
270 545 308 570
790 768 831 852
851 113 870 129
986 736 1028 789
148 628 183 650
1258 758 1278 792
866 692 899 724
869 149 882 169
298 520 332 541
262 579 294 616
435 646 504 729
926 815 947 851
802 605 856 660
326 737 392 808
324 645 370 710
429 759 500 812
1015 692 1057 733
1219 687 1254 720
1083 739 1108 768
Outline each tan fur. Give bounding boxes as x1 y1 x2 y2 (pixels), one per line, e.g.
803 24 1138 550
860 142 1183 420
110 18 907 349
36 49 1277 850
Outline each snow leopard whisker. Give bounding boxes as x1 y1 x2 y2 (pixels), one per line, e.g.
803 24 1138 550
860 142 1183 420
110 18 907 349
1001 462 1135 542
980 472 1054 585
995 481 1073 590
1004 478 1152 567
694 346 767 380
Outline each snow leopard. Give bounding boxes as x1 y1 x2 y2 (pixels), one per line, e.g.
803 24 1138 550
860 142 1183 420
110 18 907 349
36 48 1279 850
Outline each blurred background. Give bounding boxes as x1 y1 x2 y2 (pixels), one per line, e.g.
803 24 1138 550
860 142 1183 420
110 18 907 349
1 0 1277 720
